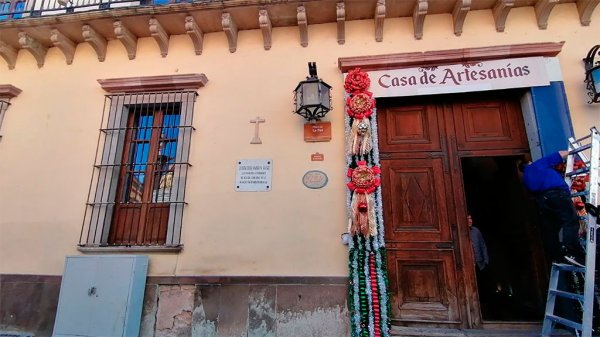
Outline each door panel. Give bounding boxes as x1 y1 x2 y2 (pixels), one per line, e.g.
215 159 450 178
381 158 451 243
378 91 530 328
453 99 527 151
388 249 461 322
378 104 443 153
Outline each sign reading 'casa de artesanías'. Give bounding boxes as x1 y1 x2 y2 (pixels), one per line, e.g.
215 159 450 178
367 56 550 98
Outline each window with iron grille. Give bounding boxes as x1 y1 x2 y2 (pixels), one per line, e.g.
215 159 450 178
80 91 196 248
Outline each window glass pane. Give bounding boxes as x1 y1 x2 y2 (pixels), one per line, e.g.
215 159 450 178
152 112 180 202
136 115 153 140
0 2 9 20
124 113 152 202
13 1 23 18
128 172 145 202
132 142 150 174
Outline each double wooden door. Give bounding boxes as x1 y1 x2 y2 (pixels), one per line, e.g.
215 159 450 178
377 90 529 327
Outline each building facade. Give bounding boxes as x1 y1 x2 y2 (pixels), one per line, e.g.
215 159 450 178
0 1 599 336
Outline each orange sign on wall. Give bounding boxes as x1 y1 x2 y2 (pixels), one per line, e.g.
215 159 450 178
304 121 332 142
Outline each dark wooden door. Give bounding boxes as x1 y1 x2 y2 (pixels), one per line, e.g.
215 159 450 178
378 91 529 328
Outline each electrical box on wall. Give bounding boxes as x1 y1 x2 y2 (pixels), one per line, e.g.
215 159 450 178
52 255 148 337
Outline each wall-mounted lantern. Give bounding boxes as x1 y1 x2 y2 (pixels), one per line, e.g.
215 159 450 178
584 45 600 104
294 62 333 142
293 62 332 121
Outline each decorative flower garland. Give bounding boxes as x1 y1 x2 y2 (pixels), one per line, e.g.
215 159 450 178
345 68 391 337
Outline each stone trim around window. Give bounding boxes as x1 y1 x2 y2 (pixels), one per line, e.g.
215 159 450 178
338 42 565 72
97 73 208 93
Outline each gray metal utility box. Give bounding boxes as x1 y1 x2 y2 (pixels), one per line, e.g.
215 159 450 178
52 255 148 337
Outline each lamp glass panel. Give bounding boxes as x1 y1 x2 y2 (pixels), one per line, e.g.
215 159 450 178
295 91 302 113
320 84 331 110
302 82 320 105
592 68 600 92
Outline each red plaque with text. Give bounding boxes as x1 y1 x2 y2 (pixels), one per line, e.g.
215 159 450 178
304 121 332 142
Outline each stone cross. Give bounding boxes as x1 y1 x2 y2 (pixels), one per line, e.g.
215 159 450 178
250 116 266 144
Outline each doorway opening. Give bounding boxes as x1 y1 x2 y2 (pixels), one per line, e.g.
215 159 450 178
461 155 547 321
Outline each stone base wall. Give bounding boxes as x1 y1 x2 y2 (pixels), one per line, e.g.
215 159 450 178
0 275 349 337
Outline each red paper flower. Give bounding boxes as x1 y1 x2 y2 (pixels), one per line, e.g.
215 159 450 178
344 68 371 94
347 161 381 194
347 92 375 119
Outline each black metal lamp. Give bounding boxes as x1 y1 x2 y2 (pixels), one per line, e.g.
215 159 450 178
584 45 600 104
293 62 332 121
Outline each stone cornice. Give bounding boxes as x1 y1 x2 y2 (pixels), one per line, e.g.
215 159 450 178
97 73 208 93
0 84 22 99
338 42 565 72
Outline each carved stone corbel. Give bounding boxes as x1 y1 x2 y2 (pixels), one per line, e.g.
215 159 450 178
492 0 514 32
113 20 137 60
222 12 238 53
0 40 18 70
185 16 203 55
337 2 345 44
577 0 600 26
149 18 169 57
18 32 47 68
535 0 559 29
453 0 471 36
50 29 76 65
82 24 107 62
297 5 308 47
259 9 272 50
413 0 428 40
374 0 385 42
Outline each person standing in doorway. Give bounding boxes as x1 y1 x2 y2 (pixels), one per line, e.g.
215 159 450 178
518 151 585 266
468 213 489 272
468 213 493 303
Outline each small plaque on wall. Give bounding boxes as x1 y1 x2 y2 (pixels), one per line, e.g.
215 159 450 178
302 170 328 189
235 159 272 192
311 152 324 161
304 121 331 142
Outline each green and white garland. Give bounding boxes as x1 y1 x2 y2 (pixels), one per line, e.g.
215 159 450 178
344 68 391 337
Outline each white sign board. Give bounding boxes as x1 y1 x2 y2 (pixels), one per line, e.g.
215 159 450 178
235 159 272 192
366 57 550 98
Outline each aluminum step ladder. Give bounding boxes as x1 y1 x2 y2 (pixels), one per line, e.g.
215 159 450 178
542 126 600 337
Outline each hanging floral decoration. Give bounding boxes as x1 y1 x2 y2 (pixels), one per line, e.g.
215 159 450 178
347 161 381 236
347 84 376 157
345 68 371 94
344 67 390 337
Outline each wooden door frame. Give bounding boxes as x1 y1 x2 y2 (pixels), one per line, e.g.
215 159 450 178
376 91 537 328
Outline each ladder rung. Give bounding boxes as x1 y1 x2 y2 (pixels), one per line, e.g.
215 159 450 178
573 134 592 143
570 191 588 198
552 263 586 273
544 314 583 331
548 289 585 301
566 167 590 176
568 143 592 154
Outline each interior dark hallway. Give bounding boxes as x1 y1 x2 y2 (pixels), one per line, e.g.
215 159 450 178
461 155 548 321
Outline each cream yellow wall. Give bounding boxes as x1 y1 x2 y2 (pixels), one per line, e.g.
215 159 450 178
0 3 598 277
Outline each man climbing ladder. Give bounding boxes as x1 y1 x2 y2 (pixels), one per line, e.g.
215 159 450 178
541 126 600 337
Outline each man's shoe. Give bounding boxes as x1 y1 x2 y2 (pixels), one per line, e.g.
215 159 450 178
564 255 585 268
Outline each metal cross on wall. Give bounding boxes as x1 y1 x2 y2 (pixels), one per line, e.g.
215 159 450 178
250 116 265 144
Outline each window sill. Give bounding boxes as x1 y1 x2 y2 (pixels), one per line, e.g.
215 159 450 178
77 245 182 253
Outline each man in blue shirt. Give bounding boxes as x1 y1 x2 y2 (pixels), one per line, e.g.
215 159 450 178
519 151 585 266
468 214 489 271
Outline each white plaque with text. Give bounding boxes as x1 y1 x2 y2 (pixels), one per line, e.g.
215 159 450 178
235 159 272 192
366 57 550 98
